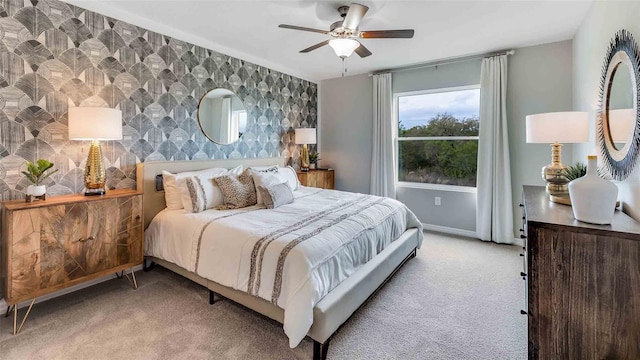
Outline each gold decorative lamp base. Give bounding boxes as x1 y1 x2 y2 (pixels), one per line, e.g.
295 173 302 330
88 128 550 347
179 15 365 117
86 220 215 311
84 140 106 196
542 142 569 196
301 144 310 172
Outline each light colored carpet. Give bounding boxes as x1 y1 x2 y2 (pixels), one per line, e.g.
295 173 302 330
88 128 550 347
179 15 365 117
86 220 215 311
0 232 527 359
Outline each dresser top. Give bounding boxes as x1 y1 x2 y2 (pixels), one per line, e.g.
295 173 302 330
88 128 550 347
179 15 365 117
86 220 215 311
1 189 142 211
523 185 640 237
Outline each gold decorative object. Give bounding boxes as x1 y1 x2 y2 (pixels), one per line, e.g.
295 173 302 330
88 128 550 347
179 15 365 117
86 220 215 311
543 142 569 194
85 140 107 193
68 107 123 196
295 128 317 172
525 112 589 196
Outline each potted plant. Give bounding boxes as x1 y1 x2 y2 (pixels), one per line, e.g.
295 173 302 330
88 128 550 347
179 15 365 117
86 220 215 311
309 151 320 169
22 159 58 197
563 162 587 182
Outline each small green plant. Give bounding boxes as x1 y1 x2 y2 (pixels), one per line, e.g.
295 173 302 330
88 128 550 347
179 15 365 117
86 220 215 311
563 162 587 181
309 152 320 165
22 159 58 185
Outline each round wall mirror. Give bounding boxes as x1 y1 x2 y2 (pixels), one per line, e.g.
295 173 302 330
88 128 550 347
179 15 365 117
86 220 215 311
598 29 640 180
197 88 248 145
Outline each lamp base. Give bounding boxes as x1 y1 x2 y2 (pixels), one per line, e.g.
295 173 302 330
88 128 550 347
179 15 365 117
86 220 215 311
301 144 310 172
84 140 107 193
84 188 106 196
542 142 569 196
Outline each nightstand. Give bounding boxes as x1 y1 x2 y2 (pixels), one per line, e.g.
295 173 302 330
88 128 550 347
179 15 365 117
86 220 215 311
1 189 143 334
296 169 335 189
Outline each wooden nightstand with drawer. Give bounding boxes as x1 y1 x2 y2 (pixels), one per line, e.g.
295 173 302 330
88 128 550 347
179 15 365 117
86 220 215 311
1 189 143 334
296 169 335 189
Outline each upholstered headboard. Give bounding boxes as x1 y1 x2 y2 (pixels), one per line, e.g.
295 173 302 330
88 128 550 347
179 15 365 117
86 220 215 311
136 157 285 229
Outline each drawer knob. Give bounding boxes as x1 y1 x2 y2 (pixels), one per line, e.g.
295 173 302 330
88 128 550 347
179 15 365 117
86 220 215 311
520 253 524 257
520 235 527 239
519 204 524 207
78 236 95 243
520 272 527 277
520 310 528 315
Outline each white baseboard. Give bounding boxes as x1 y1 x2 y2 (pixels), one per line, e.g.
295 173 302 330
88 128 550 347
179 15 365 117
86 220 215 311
422 223 525 247
422 223 477 239
513 237 524 247
0 265 143 315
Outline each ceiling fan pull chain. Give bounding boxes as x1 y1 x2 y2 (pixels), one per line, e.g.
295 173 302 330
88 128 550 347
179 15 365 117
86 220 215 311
342 57 346 77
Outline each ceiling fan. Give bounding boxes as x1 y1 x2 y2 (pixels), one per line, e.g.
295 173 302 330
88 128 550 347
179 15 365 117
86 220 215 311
279 3 415 59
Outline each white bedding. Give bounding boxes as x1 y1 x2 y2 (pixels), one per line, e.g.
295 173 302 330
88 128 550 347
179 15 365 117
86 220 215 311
145 187 423 347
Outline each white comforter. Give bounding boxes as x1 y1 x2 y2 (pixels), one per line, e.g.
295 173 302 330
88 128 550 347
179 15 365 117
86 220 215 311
145 187 423 347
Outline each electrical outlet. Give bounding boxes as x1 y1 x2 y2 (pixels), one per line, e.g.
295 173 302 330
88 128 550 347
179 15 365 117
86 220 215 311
435 197 441 206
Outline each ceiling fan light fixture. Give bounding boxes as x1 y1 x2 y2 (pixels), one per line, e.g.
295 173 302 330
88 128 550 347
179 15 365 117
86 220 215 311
329 38 360 58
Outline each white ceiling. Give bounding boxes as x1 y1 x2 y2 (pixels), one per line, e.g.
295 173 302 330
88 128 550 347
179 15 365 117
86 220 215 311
65 1 593 82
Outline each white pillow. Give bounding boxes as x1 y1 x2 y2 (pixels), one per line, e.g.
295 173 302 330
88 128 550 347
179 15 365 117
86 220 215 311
251 171 287 205
179 165 244 212
162 165 242 210
250 165 279 173
249 165 300 191
183 176 207 213
278 166 301 191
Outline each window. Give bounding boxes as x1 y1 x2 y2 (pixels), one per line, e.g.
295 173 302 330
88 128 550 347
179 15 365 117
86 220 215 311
396 85 480 189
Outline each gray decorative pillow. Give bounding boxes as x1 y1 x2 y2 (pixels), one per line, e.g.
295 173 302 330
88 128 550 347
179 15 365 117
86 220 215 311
258 182 294 209
213 169 257 209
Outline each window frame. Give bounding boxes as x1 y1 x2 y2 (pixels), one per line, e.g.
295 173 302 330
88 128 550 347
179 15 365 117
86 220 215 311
394 84 481 193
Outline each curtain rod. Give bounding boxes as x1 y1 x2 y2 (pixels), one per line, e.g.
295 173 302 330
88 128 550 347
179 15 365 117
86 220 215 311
369 49 515 76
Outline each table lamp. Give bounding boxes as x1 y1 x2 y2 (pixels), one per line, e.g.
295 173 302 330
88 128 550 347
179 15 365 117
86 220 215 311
68 107 123 196
295 128 316 172
525 111 589 195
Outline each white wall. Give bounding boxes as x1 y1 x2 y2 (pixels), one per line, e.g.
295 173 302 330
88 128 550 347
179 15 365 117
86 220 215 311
572 1 640 221
319 74 373 194
507 40 574 233
320 40 574 236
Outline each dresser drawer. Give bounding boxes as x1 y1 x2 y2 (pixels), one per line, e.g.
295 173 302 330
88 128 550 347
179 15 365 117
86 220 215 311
5 193 142 304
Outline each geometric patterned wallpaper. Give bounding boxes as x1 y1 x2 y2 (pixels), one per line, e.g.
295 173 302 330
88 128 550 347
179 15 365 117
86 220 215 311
0 0 317 201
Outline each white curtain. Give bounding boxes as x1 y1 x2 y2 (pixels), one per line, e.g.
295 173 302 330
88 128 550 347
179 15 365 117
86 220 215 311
370 73 396 198
476 55 514 244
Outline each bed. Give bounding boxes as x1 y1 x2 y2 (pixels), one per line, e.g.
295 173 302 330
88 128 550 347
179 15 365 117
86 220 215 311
137 158 423 360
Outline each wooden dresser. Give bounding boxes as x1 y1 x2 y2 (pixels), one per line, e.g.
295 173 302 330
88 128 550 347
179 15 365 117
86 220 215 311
521 186 640 359
297 169 335 189
1 189 143 334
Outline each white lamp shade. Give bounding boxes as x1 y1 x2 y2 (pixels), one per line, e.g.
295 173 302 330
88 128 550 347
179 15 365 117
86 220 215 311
68 107 123 140
328 39 360 58
608 108 636 142
525 111 589 143
295 128 317 145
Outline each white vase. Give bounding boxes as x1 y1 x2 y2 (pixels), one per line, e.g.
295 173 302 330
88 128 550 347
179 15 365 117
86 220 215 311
26 185 46 196
568 156 618 225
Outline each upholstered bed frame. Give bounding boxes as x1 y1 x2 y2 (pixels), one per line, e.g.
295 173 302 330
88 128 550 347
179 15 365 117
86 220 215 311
136 158 420 360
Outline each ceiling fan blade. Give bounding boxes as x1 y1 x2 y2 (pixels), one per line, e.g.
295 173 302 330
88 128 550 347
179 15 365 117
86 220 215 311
300 40 330 53
360 29 415 39
279 24 329 35
354 43 372 58
342 3 369 30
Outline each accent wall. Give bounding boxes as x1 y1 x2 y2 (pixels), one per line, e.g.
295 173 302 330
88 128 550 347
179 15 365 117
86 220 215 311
0 0 317 201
